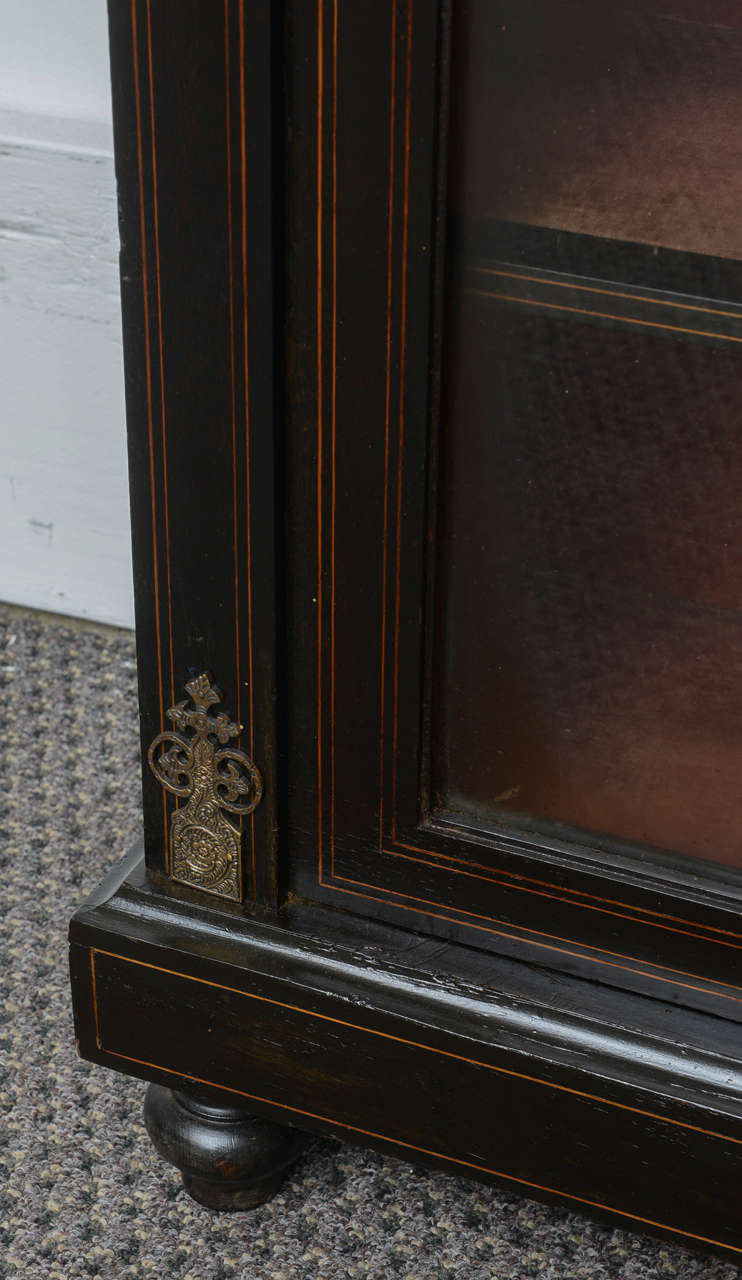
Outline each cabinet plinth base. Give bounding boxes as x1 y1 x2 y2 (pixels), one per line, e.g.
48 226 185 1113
144 1085 307 1210
68 848 742 1260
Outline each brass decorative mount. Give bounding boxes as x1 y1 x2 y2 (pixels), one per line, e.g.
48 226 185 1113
147 672 263 900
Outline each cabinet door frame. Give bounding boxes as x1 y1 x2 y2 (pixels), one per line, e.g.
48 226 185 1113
284 0 742 1021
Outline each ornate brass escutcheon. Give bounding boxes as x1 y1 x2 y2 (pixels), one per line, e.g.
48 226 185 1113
147 672 263 900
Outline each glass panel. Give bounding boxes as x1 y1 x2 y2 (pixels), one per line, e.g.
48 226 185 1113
452 0 742 260
434 0 742 867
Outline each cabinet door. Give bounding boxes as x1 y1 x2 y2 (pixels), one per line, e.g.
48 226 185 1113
284 0 742 1019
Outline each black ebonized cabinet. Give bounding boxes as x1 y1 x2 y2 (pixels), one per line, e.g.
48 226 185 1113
70 0 742 1260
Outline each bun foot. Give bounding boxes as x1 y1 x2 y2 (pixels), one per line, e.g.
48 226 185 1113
143 1084 308 1211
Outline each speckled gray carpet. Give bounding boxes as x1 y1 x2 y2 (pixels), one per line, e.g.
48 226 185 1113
2 605 742 1280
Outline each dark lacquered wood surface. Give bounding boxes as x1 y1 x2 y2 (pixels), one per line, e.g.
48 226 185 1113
109 0 278 904
70 850 742 1261
69 1 742 1257
280 0 742 1017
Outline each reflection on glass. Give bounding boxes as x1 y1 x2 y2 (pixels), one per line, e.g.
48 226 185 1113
435 0 742 867
452 0 742 260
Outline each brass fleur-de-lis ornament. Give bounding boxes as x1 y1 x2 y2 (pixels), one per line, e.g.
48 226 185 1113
147 672 263 900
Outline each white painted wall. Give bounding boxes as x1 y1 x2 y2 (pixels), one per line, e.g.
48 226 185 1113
0 0 135 628
0 0 113 123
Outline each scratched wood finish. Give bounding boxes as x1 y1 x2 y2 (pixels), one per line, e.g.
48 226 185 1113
71 850 742 1261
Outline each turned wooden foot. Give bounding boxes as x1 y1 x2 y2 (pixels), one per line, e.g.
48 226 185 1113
143 1084 308 1210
